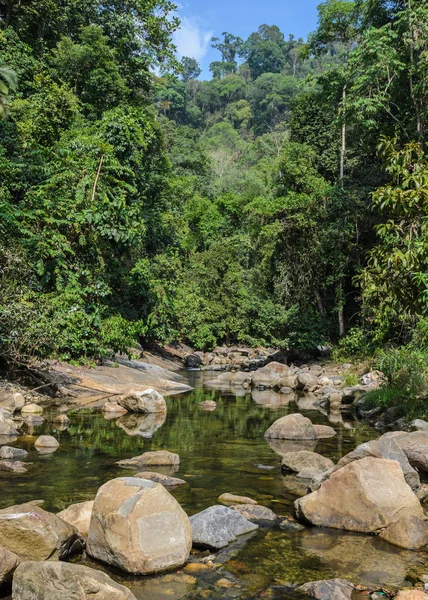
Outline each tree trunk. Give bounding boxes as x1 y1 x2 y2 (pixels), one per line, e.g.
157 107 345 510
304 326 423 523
314 289 325 318
338 308 345 338
340 85 347 188
4 0 14 28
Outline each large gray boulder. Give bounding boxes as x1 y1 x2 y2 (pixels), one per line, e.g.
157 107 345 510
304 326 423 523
265 413 317 440
295 457 423 533
251 365 281 389
118 389 167 414
0 545 19 586
0 446 27 460
295 372 317 391
0 503 84 561
0 390 25 413
87 477 192 574
12 561 136 600
333 436 420 491
190 505 258 549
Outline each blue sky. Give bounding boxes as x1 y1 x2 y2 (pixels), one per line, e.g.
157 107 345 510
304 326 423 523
172 0 321 79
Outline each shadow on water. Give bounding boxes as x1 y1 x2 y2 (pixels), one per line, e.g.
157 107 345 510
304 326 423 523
2 369 428 598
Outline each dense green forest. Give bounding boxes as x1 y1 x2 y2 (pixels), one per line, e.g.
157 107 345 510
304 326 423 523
1 0 428 365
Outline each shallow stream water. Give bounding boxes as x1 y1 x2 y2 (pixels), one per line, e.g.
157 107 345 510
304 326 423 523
2 370 428 599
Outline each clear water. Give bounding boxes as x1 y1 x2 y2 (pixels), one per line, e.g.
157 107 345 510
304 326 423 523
2 370 428 599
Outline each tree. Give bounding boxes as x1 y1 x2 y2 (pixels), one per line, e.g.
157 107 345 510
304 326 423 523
211 32 243 66
0 66 17 118
180 56 201 82
243 26 287 79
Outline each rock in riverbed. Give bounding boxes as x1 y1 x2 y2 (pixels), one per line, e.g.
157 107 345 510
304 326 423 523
34 435 59 453
231 504 278 522
0 503 84 560
190 505 258 550
118 388 167 414
295 457 423 533
0 446 27 459
102 400 128 414
265 414 318 440
87 477 192 574
0 390 25 413
281 451 334 474
0 460 27 473
117 450 180 469
58 501 94 537
219 493 257 505
379 515 428 549
12 561 136 600
297 578 355 600
0 545 19 586
134 472 186 487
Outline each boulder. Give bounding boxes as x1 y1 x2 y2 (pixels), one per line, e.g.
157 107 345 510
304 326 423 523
190 505 258 549
295 373 317 391
411 419 428 432
379 515 428 549
12 561 136 600
102 400 127 414
297 578 354 600
231 372 252 386
295 457 423 533
279 375 298 389
218 493 257 506
0 545 19 586
402 445 428 473
264 414 317 440
231 504 277 522
313 424 336 438
251 365 281 389
118 389 167 414
134 472 186 487
0 391 25 413
0 503 84 560
184 354 202 369
0 422 19 436
87 477 192 574
0 460 27 473
334 436 420 491
34 435 59 453
0 446 27 459
117 451 179 469
0 408 13 422
281 451 334 474
21 403 43 415
58 501 94 538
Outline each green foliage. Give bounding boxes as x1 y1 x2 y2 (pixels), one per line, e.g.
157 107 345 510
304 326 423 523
332 327 372 361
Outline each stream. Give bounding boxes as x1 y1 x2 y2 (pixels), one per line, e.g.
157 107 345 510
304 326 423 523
2 370 428 599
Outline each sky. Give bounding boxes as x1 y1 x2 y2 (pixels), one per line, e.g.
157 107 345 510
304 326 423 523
172 0 321 79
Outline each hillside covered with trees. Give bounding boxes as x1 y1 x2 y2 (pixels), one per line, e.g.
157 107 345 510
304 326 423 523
1 0 428 366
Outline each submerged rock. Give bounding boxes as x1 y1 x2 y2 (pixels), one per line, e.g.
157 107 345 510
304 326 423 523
264 413 317 440
295 457 423 533
218 493 257 506
313 424 336 438
87 477 192 574
12 561 136 600
0 503 84 561
118 388 167 414
134 472 186 487
297 578 355 600
281 451 334 474
231 504 278 522
379 515 428 549
0 460 27 473
58 501 94 538
117 450 180 469
189 505 258 550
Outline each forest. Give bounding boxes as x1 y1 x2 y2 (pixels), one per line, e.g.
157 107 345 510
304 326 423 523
0 0 427 372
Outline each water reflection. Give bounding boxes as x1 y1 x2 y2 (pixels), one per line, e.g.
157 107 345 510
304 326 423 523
116 412 166 438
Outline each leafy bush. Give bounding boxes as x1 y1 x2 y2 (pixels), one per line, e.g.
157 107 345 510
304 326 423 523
332 327 372 362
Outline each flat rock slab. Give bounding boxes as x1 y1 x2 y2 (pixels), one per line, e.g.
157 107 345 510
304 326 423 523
134 472 186 487
12 560 136 600
297 578 355 600
117 451 180 469
282 451 334 474
190 505 258 550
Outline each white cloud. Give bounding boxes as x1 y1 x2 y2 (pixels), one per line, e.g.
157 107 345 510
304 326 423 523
173 15 213 62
